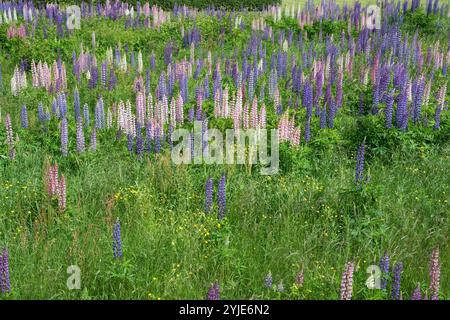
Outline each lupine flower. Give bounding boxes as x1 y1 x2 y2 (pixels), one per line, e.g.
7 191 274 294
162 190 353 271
60 117 68 156
205 177 213 213
21 105 28 128
429 248 440 300
295 269 304 287
76 120 85 152
218 174 226 220
340 261 355 300
411 284 422 300
0 248 11 293
355 142 365 186
74 87 81 121
380 251 390 290
90 128 97 151
5 113 15 159
58 174 66 212
391 262 403 300
206 282 220 300
264 272 273 288
113 218 123 259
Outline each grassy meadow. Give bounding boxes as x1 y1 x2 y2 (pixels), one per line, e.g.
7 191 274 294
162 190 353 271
0 0 448 300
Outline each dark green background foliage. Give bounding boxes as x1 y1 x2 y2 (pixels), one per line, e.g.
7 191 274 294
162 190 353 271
33 0 281 10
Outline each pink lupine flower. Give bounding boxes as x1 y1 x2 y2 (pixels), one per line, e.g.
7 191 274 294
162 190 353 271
340 261 355 300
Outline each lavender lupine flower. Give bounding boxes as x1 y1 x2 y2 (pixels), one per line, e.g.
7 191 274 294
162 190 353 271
429 248 440 300
154 126 161 155
411 284 422 300
380 252 390 290
74 87 81 122
206 282 220 300
305 117 311 143
90 128 97 151
205 177 213 213
113 218 123 259
0 248 11 293
76 120 85 152
355 142 365 186
396 87 408 131
60 117 68 156
108 68 117 91
340 261 355 300
264 272 273 288
391 262 403 300
83 104 90 128
127 134 134 153
21 105 28 129
135 125 143 157
218 174 226 220
385 91 394 129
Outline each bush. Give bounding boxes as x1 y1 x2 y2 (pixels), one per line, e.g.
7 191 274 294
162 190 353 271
33 0 281 10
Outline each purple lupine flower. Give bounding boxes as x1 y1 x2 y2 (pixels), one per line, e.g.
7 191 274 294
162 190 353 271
113 218 123 259
264 272 273 288
21 105 29 129
74 87 81 122
396 87 408 131
135 122 143 157
206 282 220 300
391 262 403 300
60 117 68 157
305 117 311 143
355 142 365 186
385 91 394 129
76 120 85 152
90 128 97 151
218 174 226 220
380 252 390 290
319 105 327 129
0 248 11 293
145 121 152 153
108 68 117 91
101 62 107 88
340 261 355 300
154 126 161 155
429 248 440 300
83 104 90 128
127 134 134 152
411 284 422 300
205 177 213 213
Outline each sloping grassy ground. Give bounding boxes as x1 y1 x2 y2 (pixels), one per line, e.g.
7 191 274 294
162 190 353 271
0 2 449 300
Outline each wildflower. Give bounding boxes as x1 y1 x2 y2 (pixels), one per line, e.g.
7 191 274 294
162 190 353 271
355 142 365 186
5 113 15 159
113 218 123 259
340 261 354 300
90 128 97 151
218 174 226 220
76 121 85 153
205 178 213 213
21 105 28 128
60 117 68 156
206 282 220 300
411 284 422 300
264 272 273 288
379 252 390 290
429 248 440 300
295 269 304 287
391 262 403 300
58 174 66 212
0 248 11 293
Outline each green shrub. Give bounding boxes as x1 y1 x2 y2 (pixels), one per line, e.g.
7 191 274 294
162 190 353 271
33 0 281 10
